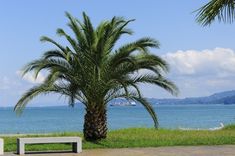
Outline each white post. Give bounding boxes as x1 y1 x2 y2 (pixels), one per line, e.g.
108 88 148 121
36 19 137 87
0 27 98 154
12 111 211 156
0 138 3 155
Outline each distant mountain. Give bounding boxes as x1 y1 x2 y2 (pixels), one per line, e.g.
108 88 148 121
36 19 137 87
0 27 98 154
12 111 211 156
150 90 235 105
107 90 235 106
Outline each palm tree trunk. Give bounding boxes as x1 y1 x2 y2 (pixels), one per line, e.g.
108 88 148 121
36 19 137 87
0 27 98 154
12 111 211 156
83 104 107 141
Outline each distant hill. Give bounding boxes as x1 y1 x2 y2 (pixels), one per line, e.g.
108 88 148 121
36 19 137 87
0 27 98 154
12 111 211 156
108 90 235 106
150 90 235 105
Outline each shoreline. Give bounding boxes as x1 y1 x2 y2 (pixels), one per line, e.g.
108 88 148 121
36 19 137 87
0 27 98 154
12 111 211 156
0 123 228 137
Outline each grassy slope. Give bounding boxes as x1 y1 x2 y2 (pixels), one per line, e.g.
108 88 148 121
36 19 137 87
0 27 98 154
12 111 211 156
2 126 235 152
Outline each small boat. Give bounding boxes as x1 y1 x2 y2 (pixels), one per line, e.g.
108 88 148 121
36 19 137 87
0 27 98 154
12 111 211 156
110 101 136 106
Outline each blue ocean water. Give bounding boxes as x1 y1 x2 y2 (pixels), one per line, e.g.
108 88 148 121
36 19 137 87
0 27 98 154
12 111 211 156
0 104 234 134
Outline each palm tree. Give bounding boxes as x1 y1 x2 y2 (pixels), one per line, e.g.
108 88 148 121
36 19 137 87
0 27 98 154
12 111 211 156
15 12 178 141
196 0 235 26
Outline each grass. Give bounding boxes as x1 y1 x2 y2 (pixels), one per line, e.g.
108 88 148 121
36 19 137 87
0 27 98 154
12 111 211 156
1 125 235 152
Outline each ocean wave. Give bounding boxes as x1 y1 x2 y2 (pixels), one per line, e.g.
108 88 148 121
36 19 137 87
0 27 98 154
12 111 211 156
179 123 224 131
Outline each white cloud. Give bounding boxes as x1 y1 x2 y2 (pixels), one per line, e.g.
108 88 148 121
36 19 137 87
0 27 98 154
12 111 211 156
0 74 62 107
163 48 235 77
0 76 11 90
0 76 22 90
159 48 235 97
16 71 45 84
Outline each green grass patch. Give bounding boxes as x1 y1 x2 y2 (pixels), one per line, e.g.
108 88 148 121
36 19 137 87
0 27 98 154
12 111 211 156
223 124 235 130
1 126 235 152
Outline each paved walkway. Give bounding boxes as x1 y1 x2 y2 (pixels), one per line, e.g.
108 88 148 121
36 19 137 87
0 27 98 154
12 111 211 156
4 145 235 156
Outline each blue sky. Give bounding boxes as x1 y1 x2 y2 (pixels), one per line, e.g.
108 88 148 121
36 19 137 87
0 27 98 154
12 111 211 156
1 0 235 106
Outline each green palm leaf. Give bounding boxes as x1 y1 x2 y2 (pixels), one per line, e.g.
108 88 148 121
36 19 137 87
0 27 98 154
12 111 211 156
196 0 235 26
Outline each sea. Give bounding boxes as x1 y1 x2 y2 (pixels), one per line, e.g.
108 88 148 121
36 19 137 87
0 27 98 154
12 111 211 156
0 104 234 134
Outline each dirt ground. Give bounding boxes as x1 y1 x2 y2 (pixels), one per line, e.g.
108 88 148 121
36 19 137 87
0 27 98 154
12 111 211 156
4 145 235 156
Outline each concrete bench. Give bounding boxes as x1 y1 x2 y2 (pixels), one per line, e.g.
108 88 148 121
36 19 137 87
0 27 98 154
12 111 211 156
0 138 3 155
17 137 82 155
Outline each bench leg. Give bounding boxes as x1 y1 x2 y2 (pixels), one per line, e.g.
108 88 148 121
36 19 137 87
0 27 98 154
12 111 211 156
17 139 25 155
72 141 82 153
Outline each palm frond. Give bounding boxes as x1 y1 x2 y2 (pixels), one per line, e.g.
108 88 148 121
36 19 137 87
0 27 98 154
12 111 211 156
40 36 65 51
109 38 160 68
196 0 235 26
131 96 159 128
133 74 179 96
14 84 53 114
108 91 159 128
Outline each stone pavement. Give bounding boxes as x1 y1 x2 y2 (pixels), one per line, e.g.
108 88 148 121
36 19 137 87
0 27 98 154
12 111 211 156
3 145 235 156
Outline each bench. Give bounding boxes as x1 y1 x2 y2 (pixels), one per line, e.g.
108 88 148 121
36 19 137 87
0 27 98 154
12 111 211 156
0 138 3 155
17 137 82 155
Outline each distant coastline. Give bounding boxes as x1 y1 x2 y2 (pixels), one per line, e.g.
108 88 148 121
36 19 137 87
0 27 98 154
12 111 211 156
149 90 235 105
108 90 235 106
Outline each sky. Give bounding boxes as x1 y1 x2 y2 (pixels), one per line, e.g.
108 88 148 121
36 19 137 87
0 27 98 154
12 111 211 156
1 0 235 107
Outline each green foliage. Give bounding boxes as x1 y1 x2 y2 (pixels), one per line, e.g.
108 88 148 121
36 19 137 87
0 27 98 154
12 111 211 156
2 127 235 152
223 124 235 130
196 0 235 26
15 12 178 128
